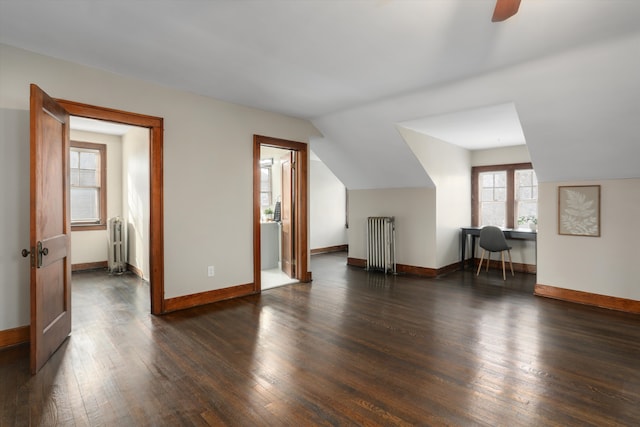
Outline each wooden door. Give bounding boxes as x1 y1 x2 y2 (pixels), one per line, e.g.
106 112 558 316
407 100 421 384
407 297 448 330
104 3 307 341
280 152 295 277
29 84 72 374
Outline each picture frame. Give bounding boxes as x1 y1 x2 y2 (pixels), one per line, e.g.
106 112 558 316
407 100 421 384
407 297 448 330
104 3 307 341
558 185 600 237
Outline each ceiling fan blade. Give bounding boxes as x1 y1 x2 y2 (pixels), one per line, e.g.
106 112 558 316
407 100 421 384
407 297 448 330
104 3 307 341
492 0 521 22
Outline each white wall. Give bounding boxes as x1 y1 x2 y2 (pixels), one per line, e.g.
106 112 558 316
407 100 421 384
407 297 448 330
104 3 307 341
538 178 640 300
470 145 532 166
0 108 30 329
0 43 321 331
69 129 123 265
122 126 150 279
310 155 347 250
401 128 471 268
348 188 437 268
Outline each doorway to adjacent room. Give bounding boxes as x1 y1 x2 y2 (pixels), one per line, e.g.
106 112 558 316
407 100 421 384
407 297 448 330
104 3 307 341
253 135 311 292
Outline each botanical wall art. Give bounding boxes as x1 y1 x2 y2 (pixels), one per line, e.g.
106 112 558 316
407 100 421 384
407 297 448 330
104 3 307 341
558 185 600 237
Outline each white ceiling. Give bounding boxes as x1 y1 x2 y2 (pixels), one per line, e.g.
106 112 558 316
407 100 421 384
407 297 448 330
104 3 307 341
70 116 133 136
2 0 639 188
399 102 526 150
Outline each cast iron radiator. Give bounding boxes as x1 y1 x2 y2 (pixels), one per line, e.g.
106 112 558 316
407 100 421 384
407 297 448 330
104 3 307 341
107 216 126 275
366 216 396 274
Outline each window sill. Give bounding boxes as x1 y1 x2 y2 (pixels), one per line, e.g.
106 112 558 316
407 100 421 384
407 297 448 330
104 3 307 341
71 223 107 232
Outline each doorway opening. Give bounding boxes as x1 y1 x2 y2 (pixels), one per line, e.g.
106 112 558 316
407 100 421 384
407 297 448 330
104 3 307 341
259 145 298 290
253 135 311 292
69 116 150 282
57 99 165 315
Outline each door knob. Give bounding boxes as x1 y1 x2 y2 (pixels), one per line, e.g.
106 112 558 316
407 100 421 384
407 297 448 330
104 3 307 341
40 247 49 256
21 249 30 257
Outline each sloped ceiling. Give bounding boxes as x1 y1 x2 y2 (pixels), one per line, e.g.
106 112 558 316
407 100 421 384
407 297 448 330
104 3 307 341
1 1 639 189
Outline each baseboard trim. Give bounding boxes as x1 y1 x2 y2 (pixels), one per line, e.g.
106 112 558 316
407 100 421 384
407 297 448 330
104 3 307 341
473 258 537 274
534 284 640 314
0 325 30 349
311 244 348 255
164 283 256 313
347 258 460 278
72 261 108 272
347 257 367 268
396 264 438 277
126 263 145 279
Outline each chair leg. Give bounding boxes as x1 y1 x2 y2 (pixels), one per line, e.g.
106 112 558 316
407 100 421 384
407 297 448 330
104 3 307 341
486 252 491 272
501 251 506 280
476 249 485 276
507 249 514 276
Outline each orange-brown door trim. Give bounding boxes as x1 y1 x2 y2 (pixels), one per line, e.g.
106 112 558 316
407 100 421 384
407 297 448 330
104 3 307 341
253 135 310 292
57 99 165 315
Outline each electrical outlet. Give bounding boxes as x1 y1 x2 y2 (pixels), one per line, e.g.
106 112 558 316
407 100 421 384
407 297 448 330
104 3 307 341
207 266 215 277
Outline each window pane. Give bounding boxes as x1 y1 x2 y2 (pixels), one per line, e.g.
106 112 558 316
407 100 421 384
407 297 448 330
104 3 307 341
79 152 96 169
260 168 270 192
71 188 99 221
518 170 532 187
518 201 537 218
481 202 505 227
79 169 98 186
71 169 79 186
481 173 494 187
519 187 532 200
479 170 506 226
260 192 270 207
70 151 79 169
494 172 506 187
481 188 493 201
515 169 538 225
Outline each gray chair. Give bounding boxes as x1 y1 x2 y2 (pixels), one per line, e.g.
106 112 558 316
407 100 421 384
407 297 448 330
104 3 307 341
476 226 514 280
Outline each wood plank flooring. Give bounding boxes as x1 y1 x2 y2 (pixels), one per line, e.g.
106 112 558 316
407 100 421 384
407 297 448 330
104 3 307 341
1 252 639 426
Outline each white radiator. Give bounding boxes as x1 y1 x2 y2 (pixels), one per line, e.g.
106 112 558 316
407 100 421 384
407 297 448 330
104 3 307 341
366 216 396 274
107 216 126 274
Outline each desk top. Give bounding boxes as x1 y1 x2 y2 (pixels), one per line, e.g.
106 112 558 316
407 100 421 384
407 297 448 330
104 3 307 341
461 226 537 239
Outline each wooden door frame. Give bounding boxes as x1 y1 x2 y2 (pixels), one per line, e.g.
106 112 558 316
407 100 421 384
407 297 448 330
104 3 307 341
57 99 165 315
253 135 311 292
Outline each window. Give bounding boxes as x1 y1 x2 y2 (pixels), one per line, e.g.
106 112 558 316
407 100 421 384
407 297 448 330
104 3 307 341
70 141 106 230
472 163 537 228
260 160 273 208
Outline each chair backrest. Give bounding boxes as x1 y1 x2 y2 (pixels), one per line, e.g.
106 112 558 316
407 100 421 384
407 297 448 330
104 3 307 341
479 226 510 252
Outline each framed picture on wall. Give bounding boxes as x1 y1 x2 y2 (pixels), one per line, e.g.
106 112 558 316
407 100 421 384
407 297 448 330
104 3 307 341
558 185 600 237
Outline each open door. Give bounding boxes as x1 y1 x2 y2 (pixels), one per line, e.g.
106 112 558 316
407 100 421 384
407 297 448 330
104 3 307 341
27 84 72 374
280 151 295 277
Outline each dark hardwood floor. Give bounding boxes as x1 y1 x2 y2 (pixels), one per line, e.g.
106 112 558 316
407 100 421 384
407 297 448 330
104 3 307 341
1 252 639 426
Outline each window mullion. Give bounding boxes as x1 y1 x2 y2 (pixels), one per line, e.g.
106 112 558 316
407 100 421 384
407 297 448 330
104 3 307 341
506 170 515 228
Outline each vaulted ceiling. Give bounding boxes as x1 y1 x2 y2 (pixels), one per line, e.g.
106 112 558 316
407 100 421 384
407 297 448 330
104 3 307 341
1 1 639 189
